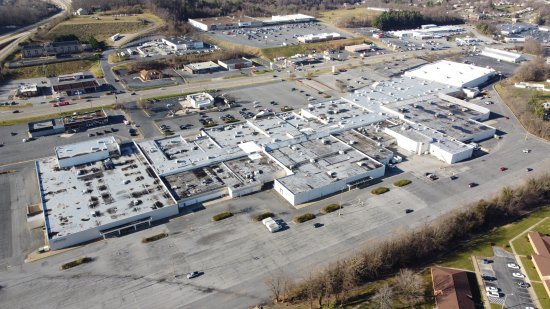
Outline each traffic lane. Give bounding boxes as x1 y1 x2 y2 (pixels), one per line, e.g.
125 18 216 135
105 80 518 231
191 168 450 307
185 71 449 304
493 255 535 308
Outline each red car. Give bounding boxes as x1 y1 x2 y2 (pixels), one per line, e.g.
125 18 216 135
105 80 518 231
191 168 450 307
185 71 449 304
500 166 507 171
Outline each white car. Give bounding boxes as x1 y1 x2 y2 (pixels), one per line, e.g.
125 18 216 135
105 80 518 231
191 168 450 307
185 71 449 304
487 290 500 298
523 149 531 153
485 286 498 293
507 263 520 269
512 272 526 278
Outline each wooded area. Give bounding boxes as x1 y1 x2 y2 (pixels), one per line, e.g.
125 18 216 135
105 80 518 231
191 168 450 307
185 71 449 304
0 0 59 27
72 0 359 21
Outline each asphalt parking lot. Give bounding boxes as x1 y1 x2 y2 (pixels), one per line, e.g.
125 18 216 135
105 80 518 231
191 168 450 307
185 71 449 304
0 109 135 166
116 68 184 90
206 21 347 48
460 54 520 77
482 247 535 308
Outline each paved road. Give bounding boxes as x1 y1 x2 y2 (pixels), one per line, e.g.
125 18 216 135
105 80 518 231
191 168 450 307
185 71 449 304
0 96 549 308
0 0 71 62
0 45 466 123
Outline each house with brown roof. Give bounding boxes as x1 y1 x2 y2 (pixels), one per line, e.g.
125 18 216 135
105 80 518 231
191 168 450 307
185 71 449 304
528 231 550 296
431 266 475 309
140 69 162 81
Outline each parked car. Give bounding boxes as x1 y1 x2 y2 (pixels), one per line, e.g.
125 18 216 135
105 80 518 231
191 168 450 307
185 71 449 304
518 281 530 288
500 166 507 171
313 223 323 228
485 286 499 293
512 272 525 278
486 290 500 298
468 182 478 188
507 263 520 269
186 271 200 279
405 209 414 214
523 149 531 153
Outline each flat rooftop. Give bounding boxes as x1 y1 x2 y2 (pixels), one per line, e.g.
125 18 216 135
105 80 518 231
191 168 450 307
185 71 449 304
186 61 220 70
164 36 201 45
271 136 382 194
164 163 241 200
62 110 108 126
39 144 175 239
403 60 495 87
395 99 493 141
55 136 118 160
332 130 393 163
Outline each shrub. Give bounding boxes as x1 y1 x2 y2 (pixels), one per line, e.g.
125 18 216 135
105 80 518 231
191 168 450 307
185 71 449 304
371 187 390 195
293 213 316 223
212 212 233 221
142 232 168 243
203 122 217 128
322 203 342 214
393 179 412 187
254 212 274 222
60 257 93 270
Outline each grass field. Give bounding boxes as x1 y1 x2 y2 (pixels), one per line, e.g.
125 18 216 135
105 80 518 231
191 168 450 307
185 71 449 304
5 59 98 80
440 208 550 271
46 13 160 42
0 105 113 126
0 103 32 110
495 82 550 141
318 7 381 27
261 37 367 60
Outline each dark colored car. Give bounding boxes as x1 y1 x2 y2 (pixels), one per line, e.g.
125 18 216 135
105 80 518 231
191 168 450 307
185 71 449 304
405 209 414 214
468 182 478 188
187 271 200 279
313 223 323 228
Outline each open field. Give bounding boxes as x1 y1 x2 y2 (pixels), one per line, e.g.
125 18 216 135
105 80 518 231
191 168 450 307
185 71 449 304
318 7 382 27
495 81 550 141
441 207 550 271
46 13 161 42
261 37 367 60
4 59 98 80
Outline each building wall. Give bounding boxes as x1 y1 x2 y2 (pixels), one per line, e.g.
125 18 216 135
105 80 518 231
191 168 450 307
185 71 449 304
384 128 429 154
48 203 179 250
57 150 110 169
429 143 473 164
188 19 209 31
275 165 385 206
177 187 227 207
480 50 521 63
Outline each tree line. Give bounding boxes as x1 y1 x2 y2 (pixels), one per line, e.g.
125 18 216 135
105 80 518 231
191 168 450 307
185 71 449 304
0 0 59 27
273 173 550 307
373 9 463 31
71 0 360 21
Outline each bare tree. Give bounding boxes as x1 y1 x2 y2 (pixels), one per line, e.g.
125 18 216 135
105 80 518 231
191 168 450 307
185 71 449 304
324 261 346 305
372 283 394 309
395 268 424 305
523 38 545 56
514 57 549 82
265 272 291 302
